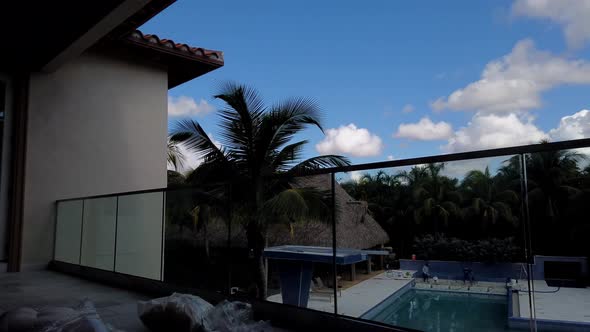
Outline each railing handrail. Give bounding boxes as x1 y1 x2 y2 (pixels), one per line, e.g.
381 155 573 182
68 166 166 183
284 137 590 177
55 137 590 203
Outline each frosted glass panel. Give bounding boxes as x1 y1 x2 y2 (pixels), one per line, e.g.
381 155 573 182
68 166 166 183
81 197 116 270
115 192 163 280
54 200 83 264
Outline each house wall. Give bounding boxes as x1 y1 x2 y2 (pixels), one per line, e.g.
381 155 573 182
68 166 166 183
21 52 168 269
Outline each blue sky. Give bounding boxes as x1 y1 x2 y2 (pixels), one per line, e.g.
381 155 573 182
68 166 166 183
144 0 590 172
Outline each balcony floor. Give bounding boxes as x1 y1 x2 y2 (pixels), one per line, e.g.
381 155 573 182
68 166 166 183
0 270 150 331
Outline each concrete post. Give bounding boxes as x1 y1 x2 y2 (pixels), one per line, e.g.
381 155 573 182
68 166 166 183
349 263 356 281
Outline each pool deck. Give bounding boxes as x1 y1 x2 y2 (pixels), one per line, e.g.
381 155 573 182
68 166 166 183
267 271 414 317
516 280 590 324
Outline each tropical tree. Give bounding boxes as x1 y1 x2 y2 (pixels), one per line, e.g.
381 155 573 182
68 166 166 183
526 143 584 219
395 165 429 187
408 163 462 236
461 167 519 234
171 83 350 299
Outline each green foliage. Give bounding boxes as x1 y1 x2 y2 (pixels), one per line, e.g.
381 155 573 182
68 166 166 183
412 234 523 263
171 83 350 230
169 82 350 299
342 142 590 260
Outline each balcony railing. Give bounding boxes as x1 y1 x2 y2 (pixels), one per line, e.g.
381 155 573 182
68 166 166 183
53 138 590 332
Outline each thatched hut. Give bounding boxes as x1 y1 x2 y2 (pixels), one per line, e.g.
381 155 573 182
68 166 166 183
166 174 389 250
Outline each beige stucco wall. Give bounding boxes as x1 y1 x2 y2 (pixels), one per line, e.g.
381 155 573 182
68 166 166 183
22 52 167 269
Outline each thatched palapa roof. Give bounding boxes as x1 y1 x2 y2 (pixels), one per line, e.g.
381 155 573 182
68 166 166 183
167 174 389 250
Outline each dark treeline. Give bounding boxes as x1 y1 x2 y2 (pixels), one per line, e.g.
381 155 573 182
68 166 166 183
341 146 590 263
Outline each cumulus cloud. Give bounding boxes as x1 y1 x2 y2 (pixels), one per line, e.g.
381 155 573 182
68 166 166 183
549 109 590 141
395 117 453 141
512 0 590 49
432 39 590 113
168 96 214 117
443 112 547 153
349 171 363 182
402 104 415 113
387 155 395 161
315 124 383 157
441 158 499 180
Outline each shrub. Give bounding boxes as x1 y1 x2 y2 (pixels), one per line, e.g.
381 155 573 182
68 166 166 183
412 234 523 263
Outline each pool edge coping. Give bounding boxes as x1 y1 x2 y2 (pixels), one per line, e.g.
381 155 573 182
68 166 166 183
507 287 590 332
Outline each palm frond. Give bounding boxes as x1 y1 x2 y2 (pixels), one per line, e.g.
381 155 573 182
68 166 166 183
170 119 227 164
441 201 460 216
492 201 513 221
289 155 350 173
258 98 323 157
422 198 435 216
413 187 429 201
167 138 186 171
472 197 483 214
446 190 462 204
270 140 307 171
497 190 519 204
262 187 331 224
215 82 265 155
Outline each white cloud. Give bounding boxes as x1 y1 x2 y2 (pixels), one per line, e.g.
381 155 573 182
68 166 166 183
395 117 453 141
512 0 590 49
402 104 415 113
168 96 214 117
316 124 383 157
432 39 590 113
349 171 363 182
387 155 395 161
441 158 500 180
443 112 547 153
549 109 590 141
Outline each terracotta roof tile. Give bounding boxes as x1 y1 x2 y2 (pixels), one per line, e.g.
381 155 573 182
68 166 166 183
128 30 223 63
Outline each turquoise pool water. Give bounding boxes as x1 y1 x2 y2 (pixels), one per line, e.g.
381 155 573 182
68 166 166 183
364 289 517 332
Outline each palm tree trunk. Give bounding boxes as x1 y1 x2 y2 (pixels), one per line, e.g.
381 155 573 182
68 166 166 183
199 205 211 259
247 220 267 299
433 210 439 238
203 221 210 259
251 178 268 300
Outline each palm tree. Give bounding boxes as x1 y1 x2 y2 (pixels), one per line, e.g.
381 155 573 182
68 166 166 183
461 167 519 233
409 163 462 236
526 143 584 219
171 83 350 299
395 165 429 187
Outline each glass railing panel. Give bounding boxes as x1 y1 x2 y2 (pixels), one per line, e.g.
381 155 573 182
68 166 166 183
164 186 231 293
336 157 527 331
80 196 117 270
54 200 84 264
115 192 164 280
525 148 590 331
262 174 337 313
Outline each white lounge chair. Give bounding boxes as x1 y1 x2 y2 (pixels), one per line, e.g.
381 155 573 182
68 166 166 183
310 277 342 302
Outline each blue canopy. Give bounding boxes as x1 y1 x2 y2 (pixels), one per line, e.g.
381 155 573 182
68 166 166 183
263 245 388 265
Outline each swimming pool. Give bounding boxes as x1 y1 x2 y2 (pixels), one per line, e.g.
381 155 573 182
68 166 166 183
363 289 518 331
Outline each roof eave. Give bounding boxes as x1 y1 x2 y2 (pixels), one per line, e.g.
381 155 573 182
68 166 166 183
101 38 224 89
